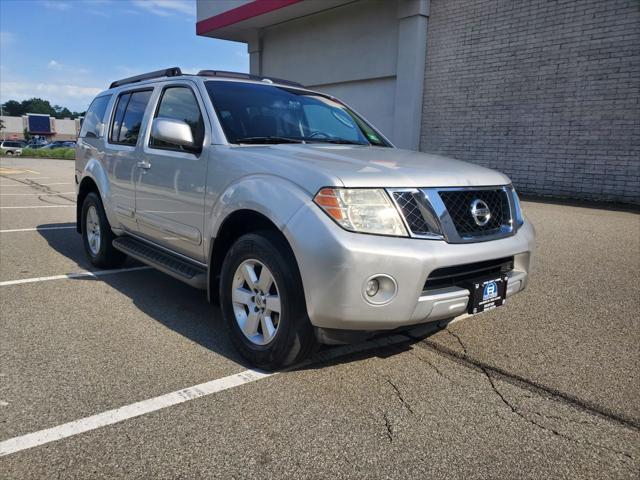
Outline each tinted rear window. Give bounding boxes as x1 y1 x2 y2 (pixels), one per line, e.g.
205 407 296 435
79 94 111 138
109 90 153 146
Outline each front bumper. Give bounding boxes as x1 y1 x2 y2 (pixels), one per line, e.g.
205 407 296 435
284 202 535 331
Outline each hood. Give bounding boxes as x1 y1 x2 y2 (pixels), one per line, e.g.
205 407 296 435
230 144 511 193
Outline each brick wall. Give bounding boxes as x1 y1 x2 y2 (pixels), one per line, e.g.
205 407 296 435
420 0 639 204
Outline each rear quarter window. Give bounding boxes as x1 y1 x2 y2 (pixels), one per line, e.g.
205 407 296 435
79 94 112 139
109 90 153 146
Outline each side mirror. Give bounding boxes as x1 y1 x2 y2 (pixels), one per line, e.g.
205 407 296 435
151 118 194 147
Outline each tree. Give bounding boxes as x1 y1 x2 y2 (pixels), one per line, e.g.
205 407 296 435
58 107 73 119
21 98 56 116
2 98 84 119
0 119 4 132
23 128 32 141
2 100 23 116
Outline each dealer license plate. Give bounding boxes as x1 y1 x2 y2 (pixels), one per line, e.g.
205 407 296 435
467 275 508 314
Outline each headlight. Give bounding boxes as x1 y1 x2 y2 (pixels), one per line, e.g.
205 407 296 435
510 186 525 228
314 188 408 236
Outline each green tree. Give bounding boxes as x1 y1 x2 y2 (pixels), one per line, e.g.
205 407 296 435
57 107 73 119
23 128 32 141
0 119 4 131
21 98 56 116
2 98 84 119
2 100 24 116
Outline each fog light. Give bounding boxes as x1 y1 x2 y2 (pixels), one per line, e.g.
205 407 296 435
362 274 398 305
365 279 380 297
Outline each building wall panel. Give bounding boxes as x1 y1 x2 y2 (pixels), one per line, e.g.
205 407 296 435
420 0 640 204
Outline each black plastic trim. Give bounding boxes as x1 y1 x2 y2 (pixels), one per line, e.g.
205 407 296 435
109 67 182 89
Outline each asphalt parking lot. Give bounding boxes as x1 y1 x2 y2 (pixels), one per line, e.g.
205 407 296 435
1 156 638 479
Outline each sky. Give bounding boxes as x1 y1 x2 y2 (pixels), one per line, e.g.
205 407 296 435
0 0 249 112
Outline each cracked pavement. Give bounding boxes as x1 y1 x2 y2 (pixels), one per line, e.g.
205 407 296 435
1 157 639 478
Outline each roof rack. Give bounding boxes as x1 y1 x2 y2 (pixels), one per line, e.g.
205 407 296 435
109 67 182 89
197 70 304 88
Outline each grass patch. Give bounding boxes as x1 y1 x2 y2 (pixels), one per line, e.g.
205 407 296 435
23 148 75 159
0 148 76 160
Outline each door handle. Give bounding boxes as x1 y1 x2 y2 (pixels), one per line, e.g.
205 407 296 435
137 160 151 170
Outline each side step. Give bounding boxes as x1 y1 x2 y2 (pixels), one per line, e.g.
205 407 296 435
112 236 207 290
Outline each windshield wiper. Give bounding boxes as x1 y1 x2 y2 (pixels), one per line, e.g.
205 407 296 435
303 138 368 145
235 136 304 144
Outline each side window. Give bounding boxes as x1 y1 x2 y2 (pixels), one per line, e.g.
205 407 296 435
150 86 204 153
109 90 152 146
109 93 130 143
79 95 111 138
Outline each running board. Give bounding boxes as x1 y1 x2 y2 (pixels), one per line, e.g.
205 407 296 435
112 236 207 290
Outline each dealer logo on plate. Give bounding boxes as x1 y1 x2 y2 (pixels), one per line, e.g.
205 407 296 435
483 281 498 301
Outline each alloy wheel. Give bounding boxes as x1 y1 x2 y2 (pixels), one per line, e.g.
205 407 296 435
231 259 281 345
86 205 101 256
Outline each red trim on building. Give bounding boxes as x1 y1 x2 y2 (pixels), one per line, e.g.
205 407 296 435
196 0 303 36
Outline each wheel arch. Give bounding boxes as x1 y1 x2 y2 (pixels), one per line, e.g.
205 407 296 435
208 209 303 305
76 158 117 233
76 176 99 233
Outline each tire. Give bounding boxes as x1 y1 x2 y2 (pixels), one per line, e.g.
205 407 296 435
6 151 13 156
81 191 126 268
220 232 316 370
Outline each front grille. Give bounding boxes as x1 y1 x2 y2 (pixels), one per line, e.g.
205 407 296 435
439 189 510 237
392 191 430 235
424 256 514 291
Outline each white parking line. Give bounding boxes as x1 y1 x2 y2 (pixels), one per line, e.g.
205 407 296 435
0 192 75 196
0 205 75 209
1 177 72 181
0 266 152 287
0 369 274 457
0 334 411 457
0 226 76 233
0 182 73 187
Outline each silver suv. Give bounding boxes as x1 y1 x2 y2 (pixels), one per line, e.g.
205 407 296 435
1 141 24 155
76 68 534 369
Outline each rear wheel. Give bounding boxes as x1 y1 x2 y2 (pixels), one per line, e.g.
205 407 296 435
81 192 126 268
220 232 315 370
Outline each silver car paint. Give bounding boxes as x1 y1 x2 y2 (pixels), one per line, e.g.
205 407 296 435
135 80 214 261
284 200 533 330
77 75 534 331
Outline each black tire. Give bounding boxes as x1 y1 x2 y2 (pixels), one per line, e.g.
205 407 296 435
81 191 126 268
220 232 316 370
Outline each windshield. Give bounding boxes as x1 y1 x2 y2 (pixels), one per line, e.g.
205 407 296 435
205 80 390 147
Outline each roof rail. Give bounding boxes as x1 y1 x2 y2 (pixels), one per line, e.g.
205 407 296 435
109 67 183 89
197 70 304 88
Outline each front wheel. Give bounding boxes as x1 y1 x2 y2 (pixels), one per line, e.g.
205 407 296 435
81 192 126 268
220 232 315 370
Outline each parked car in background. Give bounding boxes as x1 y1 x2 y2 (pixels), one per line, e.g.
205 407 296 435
26 138 48 147
0 141 24 155
41 141 76 149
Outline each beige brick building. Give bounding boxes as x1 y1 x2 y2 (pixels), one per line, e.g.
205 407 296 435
0 114 81 142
